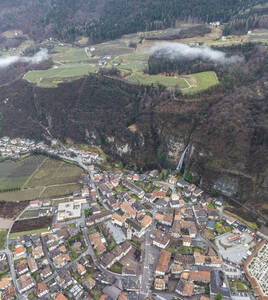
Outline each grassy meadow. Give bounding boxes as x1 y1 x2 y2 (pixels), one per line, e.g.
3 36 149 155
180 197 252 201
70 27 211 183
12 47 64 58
22 27 224 92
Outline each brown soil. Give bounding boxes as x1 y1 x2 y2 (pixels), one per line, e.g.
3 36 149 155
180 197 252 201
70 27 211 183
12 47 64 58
10 216 52 233
0 201 28 219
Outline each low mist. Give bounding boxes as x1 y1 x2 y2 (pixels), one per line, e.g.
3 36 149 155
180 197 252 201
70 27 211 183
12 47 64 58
0 48 49 68
150 42 243 64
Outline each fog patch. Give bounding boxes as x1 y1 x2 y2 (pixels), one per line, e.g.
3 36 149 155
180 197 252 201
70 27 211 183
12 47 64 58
150 42 243 64
0 48 49 68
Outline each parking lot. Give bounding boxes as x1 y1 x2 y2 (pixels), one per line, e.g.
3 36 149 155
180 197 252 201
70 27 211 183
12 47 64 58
215 232 253 263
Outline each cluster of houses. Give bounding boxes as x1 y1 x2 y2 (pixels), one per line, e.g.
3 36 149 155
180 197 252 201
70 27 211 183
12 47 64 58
1 135 267 299
7 223 98 299
0 137 102 165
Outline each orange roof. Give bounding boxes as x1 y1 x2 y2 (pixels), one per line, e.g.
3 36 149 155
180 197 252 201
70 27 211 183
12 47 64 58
0 277 10 289
155 213 173 224
14 245 25 254
77 263 86 274
36 282 48 294
181 271 190 280
121 201 136 217
30 200 39 205
155 213 164 221
183 281 194 297
189 270 211 282
156 250 171 274
154 278 165 289
151 190 166 200
183 236 192 243
118 292 128 300
112 213 126 224
141 215 152 227
56 293 68 300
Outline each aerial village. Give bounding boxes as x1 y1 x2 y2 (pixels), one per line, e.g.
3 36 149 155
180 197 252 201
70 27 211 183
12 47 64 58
0 136 267 300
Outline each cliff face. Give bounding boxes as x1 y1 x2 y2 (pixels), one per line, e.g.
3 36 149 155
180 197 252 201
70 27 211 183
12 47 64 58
0 74 267 214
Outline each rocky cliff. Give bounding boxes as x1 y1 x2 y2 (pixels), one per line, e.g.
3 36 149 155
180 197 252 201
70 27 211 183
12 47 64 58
0 72 267 216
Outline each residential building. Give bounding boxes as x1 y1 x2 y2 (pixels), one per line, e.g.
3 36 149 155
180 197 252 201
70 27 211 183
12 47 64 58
88 232 106 254
189 270 211 283
28 257 38 273
154 278 166 290
40 266 52 280
155 250 171 276
18 273 35 293
13 245 26 260
35 282 49 298
151 230 171 249
176 280 194 297
32 246 44 259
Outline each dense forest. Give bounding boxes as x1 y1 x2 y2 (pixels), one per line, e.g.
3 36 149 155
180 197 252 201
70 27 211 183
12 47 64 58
0 0 267 43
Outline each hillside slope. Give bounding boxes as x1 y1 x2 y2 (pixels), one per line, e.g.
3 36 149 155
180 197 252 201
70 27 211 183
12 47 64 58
0 68 267 215
0 0 267 42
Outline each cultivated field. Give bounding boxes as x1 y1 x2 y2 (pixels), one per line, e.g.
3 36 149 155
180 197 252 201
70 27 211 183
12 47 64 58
0 155 83 202
10 216 52 233
126 72 189 88
183 71 219 94
23 27 221 93
0 155 45 190
0 230 7 249
24 63 98 87
40 183 81 199
0 201 29 219
19 209 40 219
25 159 82 188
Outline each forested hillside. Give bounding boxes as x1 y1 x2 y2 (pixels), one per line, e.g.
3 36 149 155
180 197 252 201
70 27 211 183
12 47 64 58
0 0 267 42
0 43 267 213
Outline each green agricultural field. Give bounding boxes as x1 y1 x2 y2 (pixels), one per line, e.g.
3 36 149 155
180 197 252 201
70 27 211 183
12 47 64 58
25 159 82 188
23 30 220 93
52 45 90 63
0 187 44 202
39 183 81 199
24 63 98 87
126 72 189 88
9 228 49 239
78 37 89 45
19 209 40 219
0 155 82 202
183 71 219 94
0 155 45 190
0 230 7 249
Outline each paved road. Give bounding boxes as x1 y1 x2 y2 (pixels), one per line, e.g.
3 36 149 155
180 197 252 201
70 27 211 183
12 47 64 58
4 205 31 299
140 228 153 299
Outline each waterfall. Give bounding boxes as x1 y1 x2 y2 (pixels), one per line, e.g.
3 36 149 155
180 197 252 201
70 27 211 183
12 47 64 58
176 146 188 171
